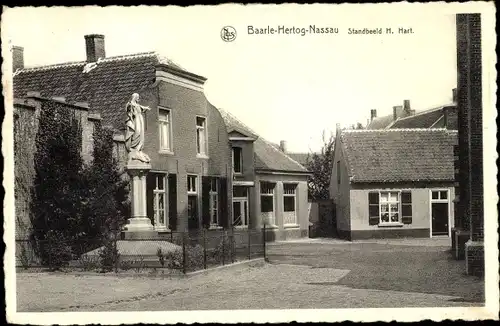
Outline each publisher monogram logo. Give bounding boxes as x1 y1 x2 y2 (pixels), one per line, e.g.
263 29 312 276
221 26 237 42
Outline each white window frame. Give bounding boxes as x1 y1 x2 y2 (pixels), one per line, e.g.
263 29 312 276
153 173 169 231
209 178 219 226
232 187 249 228
283 183 298 227
260 182 276 226
232 147 243 175
377 191 402 225
429 189 451 238
158 107 173 154
196 116 208 157
187 175 198 195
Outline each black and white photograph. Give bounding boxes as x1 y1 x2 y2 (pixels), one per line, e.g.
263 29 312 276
2 3 498 324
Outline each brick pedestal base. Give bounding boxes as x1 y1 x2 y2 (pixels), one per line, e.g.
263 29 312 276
452 229 470 260
465 240 484 276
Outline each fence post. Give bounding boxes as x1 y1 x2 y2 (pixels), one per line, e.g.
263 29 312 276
222 230 225 266
182 232 187 274
263 223 267 261
248 228 251 260
203 229 207 269
114 231 119 273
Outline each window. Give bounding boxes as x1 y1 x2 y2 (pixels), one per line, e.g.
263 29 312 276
232 147 243 174
187 175 197 194
196 116 207 156
336 161 341 185
283 183 298 225
210 178 218 225
153 174 167 229
187 175 198 230
159 108 172 152
233 186 249 227
368 191 413 225
432 190 448 200
260 182 275 213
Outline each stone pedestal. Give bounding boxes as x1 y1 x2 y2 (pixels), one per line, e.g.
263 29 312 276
465 240 484 276
452 228 470 260
122 161 158 240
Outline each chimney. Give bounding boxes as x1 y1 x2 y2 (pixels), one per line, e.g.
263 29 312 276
279 140 287 153
393 105 403 121
442 106 449 129
84 34 106 62
452 88 458 103
336 123 341 133
403 100 411 114
370 109 377 121
12 46 24 71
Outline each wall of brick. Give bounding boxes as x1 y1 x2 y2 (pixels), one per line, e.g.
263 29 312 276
14 97 100 240
133 77 231 232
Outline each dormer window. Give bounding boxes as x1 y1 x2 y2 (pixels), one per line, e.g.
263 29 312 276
232 147 243 174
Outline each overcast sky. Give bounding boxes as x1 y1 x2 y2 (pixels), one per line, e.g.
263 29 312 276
3 5 458 153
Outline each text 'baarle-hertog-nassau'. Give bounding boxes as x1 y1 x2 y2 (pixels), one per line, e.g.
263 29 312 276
247 25 339 36
246 25 415 36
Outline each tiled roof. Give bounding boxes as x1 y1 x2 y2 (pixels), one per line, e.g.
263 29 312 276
366 107 409 130
340 129 457 183
13 52 190 130
219 109 309 174
287 153 311 166
389 105 457 130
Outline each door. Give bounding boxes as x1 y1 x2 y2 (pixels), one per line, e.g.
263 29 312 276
431 190 449 236
188 195 199 230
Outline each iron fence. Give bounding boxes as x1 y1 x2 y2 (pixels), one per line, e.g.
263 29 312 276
15 226 267 274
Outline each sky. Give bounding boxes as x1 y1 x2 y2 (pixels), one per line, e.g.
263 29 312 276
3 5 458 153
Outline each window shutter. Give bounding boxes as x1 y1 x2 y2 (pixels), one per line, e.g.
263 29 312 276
168 174 177 231
202 176 211 229
219 177 229 228
401 191 412 224
146 173 155 226
368 192 380 225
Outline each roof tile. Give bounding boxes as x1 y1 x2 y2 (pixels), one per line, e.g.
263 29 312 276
340 129 457 183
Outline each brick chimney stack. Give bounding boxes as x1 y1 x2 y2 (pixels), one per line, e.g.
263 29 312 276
393 105 402 121
403 100 411 114
12 46 24 72
370 109 377 121
452 88 458 103
84 34 106 62
279 140 287 153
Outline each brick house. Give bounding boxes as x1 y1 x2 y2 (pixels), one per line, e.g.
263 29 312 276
13 94 101 240
219 110 311 240
13 34 232 235
329 128 457 240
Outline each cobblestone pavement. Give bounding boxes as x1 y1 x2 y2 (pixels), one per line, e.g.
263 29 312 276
267 239 485 303
17 263 478 312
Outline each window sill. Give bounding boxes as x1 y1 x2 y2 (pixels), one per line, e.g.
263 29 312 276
263 224 278 229
378 223 404 228
159 150 174 156
155 227 171 232
284 223 300 229
234 225 248 230
197 154 209 159
208 225 223 230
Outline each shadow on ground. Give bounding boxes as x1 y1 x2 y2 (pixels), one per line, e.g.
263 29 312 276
267 242 484 304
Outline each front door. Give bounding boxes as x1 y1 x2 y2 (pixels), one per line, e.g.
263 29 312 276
188 195 199 230
431 190 449 236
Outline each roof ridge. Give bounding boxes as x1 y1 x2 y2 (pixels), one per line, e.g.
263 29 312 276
342 128 456 133
15 51 158 74
218 108 261 137
395 105 450 122
258 136 308 171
